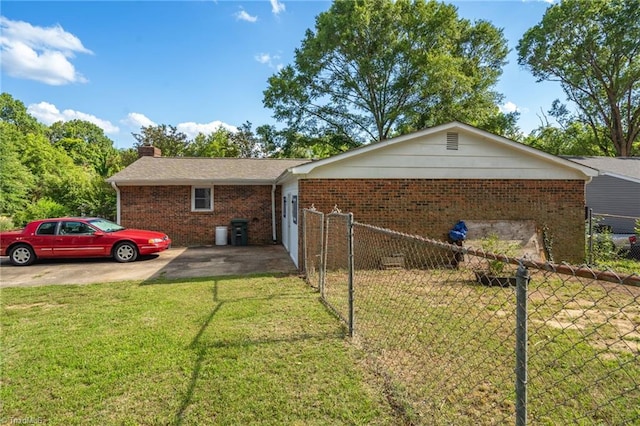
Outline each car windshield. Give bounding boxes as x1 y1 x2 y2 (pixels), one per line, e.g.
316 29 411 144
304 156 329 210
88 218 125 233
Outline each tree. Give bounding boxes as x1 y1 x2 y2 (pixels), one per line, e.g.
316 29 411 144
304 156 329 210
257 125 358 159
17 132 97 217
132 124 189 156
185 128 240 158
0 93 120 222
263 0 510 145
0 123 35 216
117 148 141 168
0 92 44 134
13 198 70 225
524 121 606 157
48 119 121 177
518 0 640 157
524 100 612 156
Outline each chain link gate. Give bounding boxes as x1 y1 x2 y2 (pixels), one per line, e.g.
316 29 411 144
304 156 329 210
302 207 324 291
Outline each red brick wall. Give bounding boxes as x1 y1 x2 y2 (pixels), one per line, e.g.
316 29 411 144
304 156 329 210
119 185 281 246
298 179 586 264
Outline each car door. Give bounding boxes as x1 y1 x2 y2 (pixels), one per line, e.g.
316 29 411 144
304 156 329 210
29 221 60 258
55 220 109 257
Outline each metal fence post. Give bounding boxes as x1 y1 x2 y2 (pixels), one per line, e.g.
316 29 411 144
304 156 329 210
319 213 325 296
303 209 308 276
515 263 529 426
587 207 593 265
347 212 354 338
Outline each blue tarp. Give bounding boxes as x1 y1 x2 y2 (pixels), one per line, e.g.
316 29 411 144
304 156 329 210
449 220 468 242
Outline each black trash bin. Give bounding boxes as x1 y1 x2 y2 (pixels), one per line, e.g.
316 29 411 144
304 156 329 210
230 218 249 246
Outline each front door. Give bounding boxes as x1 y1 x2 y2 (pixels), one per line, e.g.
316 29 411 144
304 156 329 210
287 192 299 267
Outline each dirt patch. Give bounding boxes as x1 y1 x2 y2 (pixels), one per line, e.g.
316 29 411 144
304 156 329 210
4 302 66 310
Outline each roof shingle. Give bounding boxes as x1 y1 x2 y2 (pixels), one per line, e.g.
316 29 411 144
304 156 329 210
107 157 311 184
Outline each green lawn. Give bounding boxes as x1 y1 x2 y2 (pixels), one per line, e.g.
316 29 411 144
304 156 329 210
1 275 399 425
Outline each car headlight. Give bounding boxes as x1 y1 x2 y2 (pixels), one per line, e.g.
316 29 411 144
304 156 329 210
148 238 164 244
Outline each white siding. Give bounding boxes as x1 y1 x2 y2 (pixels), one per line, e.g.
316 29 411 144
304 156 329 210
304 131 587 180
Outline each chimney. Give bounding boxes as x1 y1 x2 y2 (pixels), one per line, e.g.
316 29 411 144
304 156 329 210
138 145 162 158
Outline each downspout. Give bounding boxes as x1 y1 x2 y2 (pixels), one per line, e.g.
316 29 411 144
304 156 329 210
110 182 121 224
271 183 277 244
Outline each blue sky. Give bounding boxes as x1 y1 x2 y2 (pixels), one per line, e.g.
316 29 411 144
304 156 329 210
1 0 561 149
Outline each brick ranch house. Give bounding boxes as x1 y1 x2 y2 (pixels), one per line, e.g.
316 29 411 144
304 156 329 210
107 121 598 267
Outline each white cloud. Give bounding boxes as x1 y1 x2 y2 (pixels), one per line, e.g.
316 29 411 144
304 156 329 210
235 10 258 23
255 53 272 64
270 0 286 15
121 112 157 129
177 121 238 139
0 16 92 85
27 101 119 134
255 52 283 70
500 101 519 114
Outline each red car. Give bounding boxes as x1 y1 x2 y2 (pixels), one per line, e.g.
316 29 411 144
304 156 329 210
0 217 171 266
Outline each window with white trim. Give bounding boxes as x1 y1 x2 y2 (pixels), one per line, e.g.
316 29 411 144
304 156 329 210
192 186 213 211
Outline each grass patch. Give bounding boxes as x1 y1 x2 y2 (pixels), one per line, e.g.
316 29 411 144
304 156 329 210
591 257 639 275
322 267 640 425
1 275 400 425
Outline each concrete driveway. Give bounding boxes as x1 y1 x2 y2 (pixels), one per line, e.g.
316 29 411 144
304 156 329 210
0 245 298 288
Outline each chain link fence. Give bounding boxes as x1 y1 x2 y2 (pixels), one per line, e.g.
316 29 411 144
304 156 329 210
302 208 640 425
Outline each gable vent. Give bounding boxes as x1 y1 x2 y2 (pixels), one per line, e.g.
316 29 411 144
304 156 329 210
446 132 459 150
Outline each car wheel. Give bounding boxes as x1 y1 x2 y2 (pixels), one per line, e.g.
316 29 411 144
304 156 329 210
9 244 36 266
113 242 138 263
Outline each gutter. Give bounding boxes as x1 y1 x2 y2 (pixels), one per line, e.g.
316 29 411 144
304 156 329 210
110 182 121 224
271 184 277 244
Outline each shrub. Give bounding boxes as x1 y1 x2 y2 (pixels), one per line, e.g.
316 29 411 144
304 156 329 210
0 216 16 231
480 233 520 275
13 198 69 226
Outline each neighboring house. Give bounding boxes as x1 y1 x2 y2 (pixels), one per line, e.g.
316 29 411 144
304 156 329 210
107 122 598 267
564 156 640 234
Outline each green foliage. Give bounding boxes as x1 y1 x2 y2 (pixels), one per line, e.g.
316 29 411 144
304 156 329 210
133 122 265 158
586 217 623 265
13 198 69 225
17 133 96 213
0 92 44 134
118 147 140 168
258 125 358 159
518 0 640 157
185 128 239 157
230 121 261 158
524 118 609 156
635 219 640 236
0 216 16 231
0 123 36 216
48 120 122 177
480 233 520 275
132 124 190 156
263 0 511 146
0 93 123 223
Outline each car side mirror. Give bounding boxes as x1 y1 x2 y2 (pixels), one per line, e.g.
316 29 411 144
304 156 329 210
94 231 105 237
